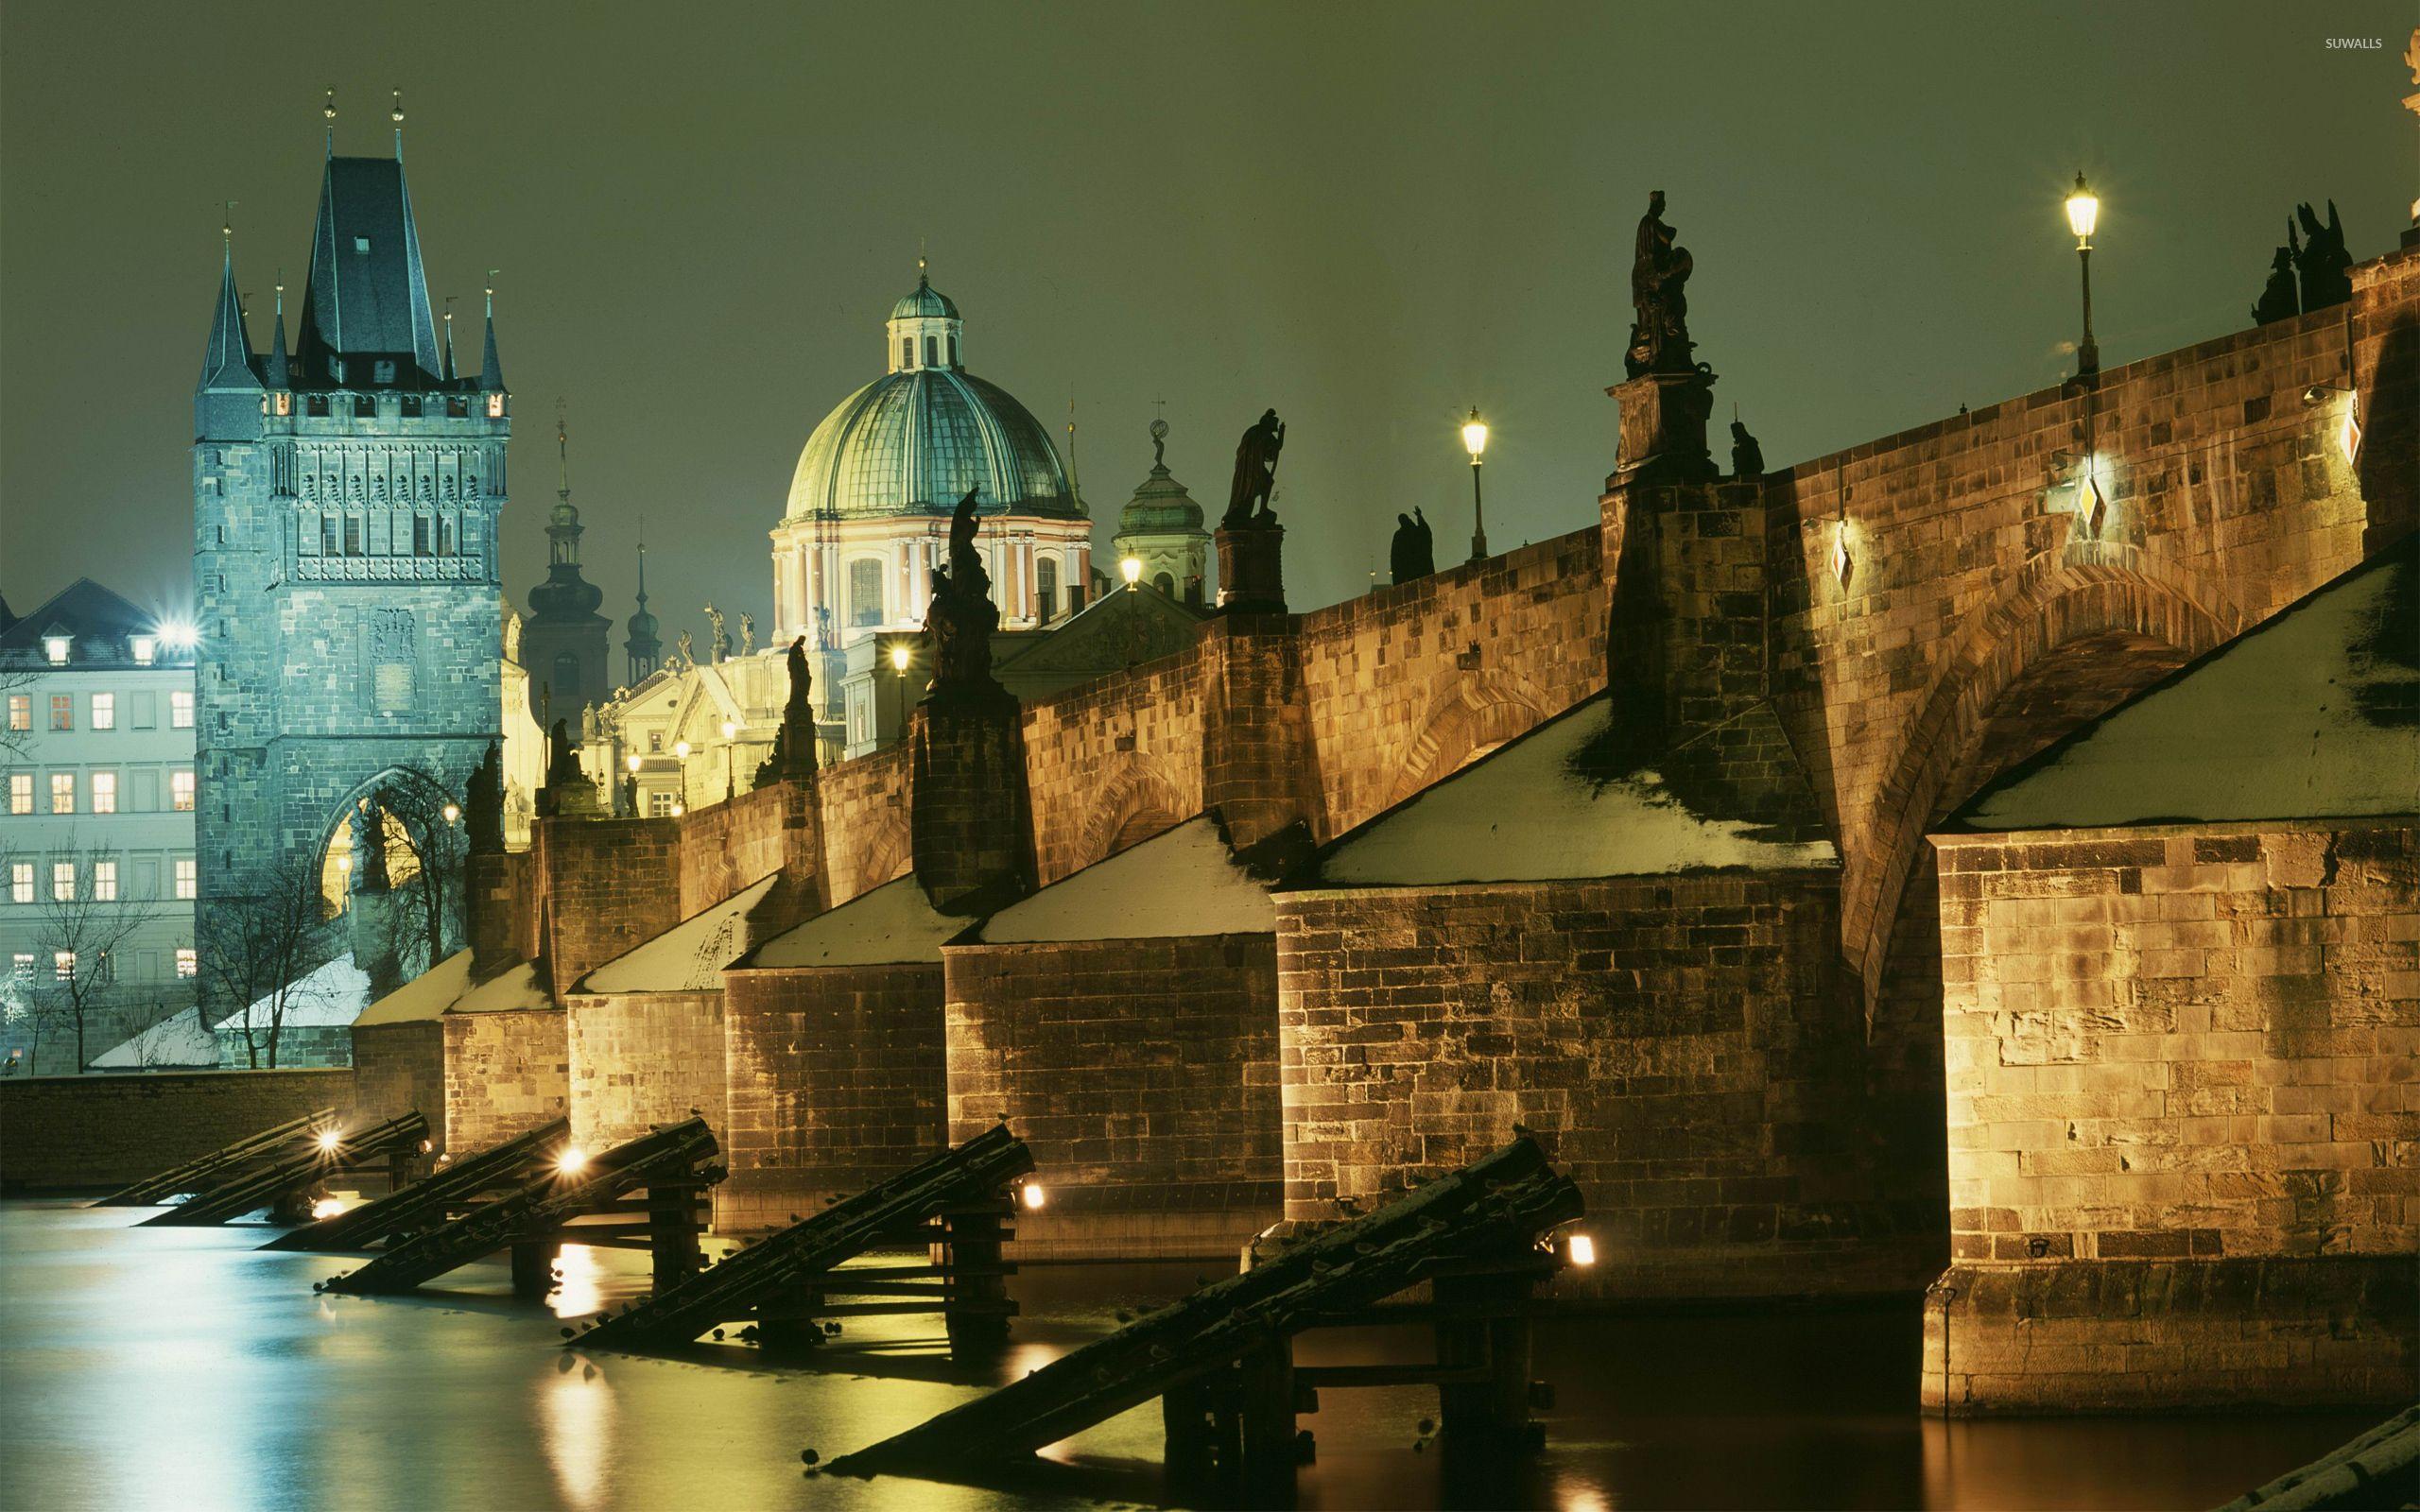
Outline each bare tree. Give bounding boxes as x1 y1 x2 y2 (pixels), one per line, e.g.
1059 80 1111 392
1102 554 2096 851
30 839 162 1071
373 766 468 974
202 854 336 1071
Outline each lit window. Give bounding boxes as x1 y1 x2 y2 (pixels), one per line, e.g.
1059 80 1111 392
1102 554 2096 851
171 770 196 812
49 695 72 730
91 772 116 814
170 691 195 729
849 558 885 627
901 337 913 369
50 774 74 815
131 637 156 666
6 695 26 731
53 951 74 981
9 863 31 903
93 860 117 902
648 730 663 753
273 391 292 417
174 858 198 901
176 948 198 979
8 774 29 814
43 637 69 665
486 393 504 419
648 791 676 817
9 954 30 980
52 862 76 902
91 693 114 730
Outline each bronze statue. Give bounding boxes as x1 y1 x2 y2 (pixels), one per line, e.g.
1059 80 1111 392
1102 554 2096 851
755 636 821 785
1222 409 1286 529
675 629 694 668
354 796 390 890
925 488 1002 695
1730 418 1765 479
2252 238 2299 325
738 611 755 657
464 740 505 855
544 718 579 789
1625 190 1698 379
703 603 731 663
1390 507 1434 584
2293 201 2352 311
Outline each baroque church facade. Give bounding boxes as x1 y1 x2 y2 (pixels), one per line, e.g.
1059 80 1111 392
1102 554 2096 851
191 135 509 1011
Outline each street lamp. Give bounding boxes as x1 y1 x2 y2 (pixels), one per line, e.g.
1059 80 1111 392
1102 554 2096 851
890 643 911 678
2065 172 2100 379
441 803 460 825
721 721 739 799
1120 556 1143 591
1461 409 1489 562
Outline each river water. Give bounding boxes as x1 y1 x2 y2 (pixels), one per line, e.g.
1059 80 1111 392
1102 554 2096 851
0 1198 2370 1511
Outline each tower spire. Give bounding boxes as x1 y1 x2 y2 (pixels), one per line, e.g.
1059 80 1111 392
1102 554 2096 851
265 266 291 390
322 88 336 156
441 297 457 382
557 400 572 501
478 271 505 391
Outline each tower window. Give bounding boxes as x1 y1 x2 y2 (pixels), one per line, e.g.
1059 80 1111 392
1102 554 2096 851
322 516 340 555
486 393 504 418
924 335 939 367
401 395 422 417
353 236 371 253
446 397 470 419
274 392 292 417
372 361 397 385
438 517 457 557
1037 557 1058 622
307 395 330 417
947 335 958 366
1155 572 1175 597
553 652 580 693
901 337 914 369
414 517 432 557
344 516 363 556
354 395 377 418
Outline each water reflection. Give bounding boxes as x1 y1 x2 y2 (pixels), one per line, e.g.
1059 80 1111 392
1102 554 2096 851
0 1201 2380 1512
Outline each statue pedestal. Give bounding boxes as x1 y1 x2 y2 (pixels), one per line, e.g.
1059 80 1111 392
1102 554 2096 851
910 689 1036 913
1609 370 1719 486
1216 524 1287 615
541 775 605 819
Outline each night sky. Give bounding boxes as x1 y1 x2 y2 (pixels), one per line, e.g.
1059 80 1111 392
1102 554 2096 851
3 1 2411 648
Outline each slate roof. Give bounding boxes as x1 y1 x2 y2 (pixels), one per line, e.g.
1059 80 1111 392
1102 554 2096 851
294 157 444 384
0 579 186 667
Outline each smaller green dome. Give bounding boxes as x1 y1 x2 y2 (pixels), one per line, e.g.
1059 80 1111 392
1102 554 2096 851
1118 419 1204 535
890 271 959 321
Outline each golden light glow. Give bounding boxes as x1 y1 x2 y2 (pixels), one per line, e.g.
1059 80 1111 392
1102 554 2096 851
1567 1232 1597 1267
2339 394 2361 463
670 803 684 818
1020 1182 1046 1211
890 644 912 673
626 754 643 773
1831 522 1853 590
1120 556 1144 588
2064 172 2099 246
310 1196 345 1220
335 854 353 875
672 741 690 760
720 721 737 740
316 1129 342 1153
1461 408 1489 458
558 1146 588 1176
441 803 460 824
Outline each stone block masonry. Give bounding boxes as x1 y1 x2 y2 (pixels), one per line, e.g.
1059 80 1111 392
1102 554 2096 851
352 1021 446 1155
943 934 1282 1260
564 988 727 1197
1277 873 1939 1299
718 962 946 1234
443 1009 567 1154
0 1068 354 1188
1926 819 2419 1412
534 816 680 992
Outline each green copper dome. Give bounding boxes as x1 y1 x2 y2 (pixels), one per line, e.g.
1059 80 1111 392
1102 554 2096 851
1118 419 1204 534
784 276 1080 522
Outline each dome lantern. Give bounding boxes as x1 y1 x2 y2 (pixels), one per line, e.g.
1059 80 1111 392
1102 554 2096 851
887 258 963 374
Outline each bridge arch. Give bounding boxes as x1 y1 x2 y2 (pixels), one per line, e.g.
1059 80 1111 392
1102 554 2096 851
1846 541 2245 1027
1077 757 1190 869
849 813 912 902
1390 670 1552 806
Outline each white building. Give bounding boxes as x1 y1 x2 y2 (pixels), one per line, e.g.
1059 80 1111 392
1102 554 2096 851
0 580 199 1074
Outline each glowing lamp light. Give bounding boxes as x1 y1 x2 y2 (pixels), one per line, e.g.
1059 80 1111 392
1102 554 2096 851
442 803 461 824
558 1146 588 1176
669 803 684 818
311 1197 346 1220
336 854 353 875
1120 556 1144 589
161 621 200 650
1566 1232 1597 1267
673 741 691 760
2064 173 2099 246
1020 1182 1047 1211
1461 408 1489 458
316 1129 342 1154
721 720 738 741
626 754 644 773
890 644 911 674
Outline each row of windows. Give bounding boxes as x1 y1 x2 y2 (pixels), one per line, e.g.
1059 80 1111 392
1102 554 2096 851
8 690 194 733
9 855 197 903
9 948 197 982
271 391 503 421
308 512 465 558
899 335 959 369
6 769 194 816
838 552 1068 627
30 635 172 666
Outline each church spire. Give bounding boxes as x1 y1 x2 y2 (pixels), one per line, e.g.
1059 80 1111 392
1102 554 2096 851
264 270 291 390
199 210 259 392
625 525 663 683
478 275 505 391
441 298 457 382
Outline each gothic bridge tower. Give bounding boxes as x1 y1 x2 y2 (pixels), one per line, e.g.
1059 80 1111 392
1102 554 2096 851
193 121 509 1011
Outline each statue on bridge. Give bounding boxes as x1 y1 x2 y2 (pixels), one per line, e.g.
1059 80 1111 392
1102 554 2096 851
1221 408 1286 530
1730 415 1765 479
755 636 821 785
2292 200 2352 311
464 741 504 855
1625 190 1700 379
2252 235 2299 325
925 488 1002 697
1390 507 1435 584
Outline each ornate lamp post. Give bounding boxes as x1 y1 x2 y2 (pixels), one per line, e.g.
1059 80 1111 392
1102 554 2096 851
1120 556 1144 592
721 720 739 799
1461 409 1489 561
2065 173 2100 379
